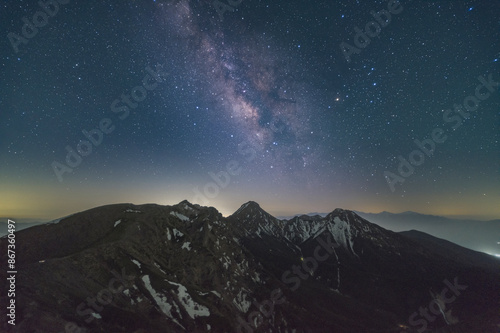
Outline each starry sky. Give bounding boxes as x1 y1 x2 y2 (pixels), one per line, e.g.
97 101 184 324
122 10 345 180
0 0 499 220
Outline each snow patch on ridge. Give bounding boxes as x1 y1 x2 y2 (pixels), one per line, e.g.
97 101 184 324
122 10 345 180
166 280 210 319
276 214 359 257
172 228 184 238
170 211 190 221
142 275 185 329
154 262 167 275
327 216 358 256
232 289 251 313
131 259 141 268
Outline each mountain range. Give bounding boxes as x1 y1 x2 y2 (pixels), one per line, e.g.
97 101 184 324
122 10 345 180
354 211 500 256
276 211 500 257
1 201 499 332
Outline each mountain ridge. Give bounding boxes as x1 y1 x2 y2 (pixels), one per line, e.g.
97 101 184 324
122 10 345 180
1 200 499 333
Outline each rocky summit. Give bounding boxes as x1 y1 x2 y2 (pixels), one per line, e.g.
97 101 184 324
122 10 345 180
1 200 499 333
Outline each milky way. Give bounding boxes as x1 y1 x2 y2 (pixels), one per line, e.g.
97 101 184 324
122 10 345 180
153 0 323 185
1 0 499 218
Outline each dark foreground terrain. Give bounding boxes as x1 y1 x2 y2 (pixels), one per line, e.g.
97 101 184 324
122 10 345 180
1 201 499 332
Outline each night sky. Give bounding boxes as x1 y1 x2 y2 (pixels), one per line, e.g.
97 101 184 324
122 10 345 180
1 0 499 220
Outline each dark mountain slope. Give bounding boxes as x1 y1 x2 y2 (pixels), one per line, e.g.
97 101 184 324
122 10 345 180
1 201 499 333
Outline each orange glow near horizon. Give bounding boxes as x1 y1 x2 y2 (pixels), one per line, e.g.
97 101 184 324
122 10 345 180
1 176 499 221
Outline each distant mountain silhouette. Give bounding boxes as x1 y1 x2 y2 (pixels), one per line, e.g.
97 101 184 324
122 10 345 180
355 211 500 256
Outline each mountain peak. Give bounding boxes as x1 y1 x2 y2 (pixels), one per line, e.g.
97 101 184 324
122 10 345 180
177 199 198 209
233 201 262 215
400 211 419 215
229 201 274 222
327 207 354 218
243 200 260 208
